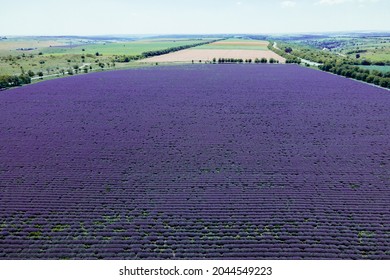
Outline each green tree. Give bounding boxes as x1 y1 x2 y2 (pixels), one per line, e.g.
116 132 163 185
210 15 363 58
379 78 388 88
19 74 31 84
372 76 381 85
365 75 375 83
10 76 22 86
0 76 8 89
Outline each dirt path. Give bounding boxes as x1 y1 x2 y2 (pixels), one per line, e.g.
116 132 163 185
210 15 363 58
31 63 91 80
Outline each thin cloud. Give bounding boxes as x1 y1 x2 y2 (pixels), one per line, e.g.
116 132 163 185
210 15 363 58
317 0 378 5
281 1 297 8
317 0 349 4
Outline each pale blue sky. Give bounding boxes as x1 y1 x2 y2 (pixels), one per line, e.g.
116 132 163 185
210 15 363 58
1 0 389 35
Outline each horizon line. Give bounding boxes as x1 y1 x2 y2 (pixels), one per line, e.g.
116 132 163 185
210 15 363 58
2 30 390 38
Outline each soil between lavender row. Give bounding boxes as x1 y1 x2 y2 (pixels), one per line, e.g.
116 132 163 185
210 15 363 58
0 64 389 260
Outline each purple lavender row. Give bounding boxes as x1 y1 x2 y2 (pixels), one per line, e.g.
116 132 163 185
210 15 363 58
1 64 389 259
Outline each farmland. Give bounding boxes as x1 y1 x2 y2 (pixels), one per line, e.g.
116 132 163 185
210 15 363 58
142 39 285 63
195 39 269 50
286 34 390 64
0 38 69 54
337 36 390 62
360 65 390 73
41 39 212 56
269 34 390 89
1 64 389 259
142 49 285 63
0 37 218 77
0 37 215 56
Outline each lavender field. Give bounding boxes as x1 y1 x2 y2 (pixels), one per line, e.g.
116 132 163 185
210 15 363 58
0 64 389 259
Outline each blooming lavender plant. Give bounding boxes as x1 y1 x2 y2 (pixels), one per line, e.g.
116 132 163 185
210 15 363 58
0 64 389 259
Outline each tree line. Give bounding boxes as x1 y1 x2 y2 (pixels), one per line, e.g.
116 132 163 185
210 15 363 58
114 39 223 63
214 58 278 64
319 63 390 88
268 42 390 89
272 41 390 67
0 74 31 90
268 43 301 64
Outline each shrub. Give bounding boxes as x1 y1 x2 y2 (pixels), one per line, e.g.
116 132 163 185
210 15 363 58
372 77 381 85
0 74 31 89
365 75 375 83
379 78 388 88
19 74 31 84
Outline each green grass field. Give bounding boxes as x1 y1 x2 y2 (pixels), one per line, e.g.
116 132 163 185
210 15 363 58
0 53 115 76
296 36 390 63
359 65 390 72
0 37 218 76
195 44 268 50
0 37 87 56
220 38 268 43
40 39 209 56
359 50 390 62
338 37 390 62
194 38 269 50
